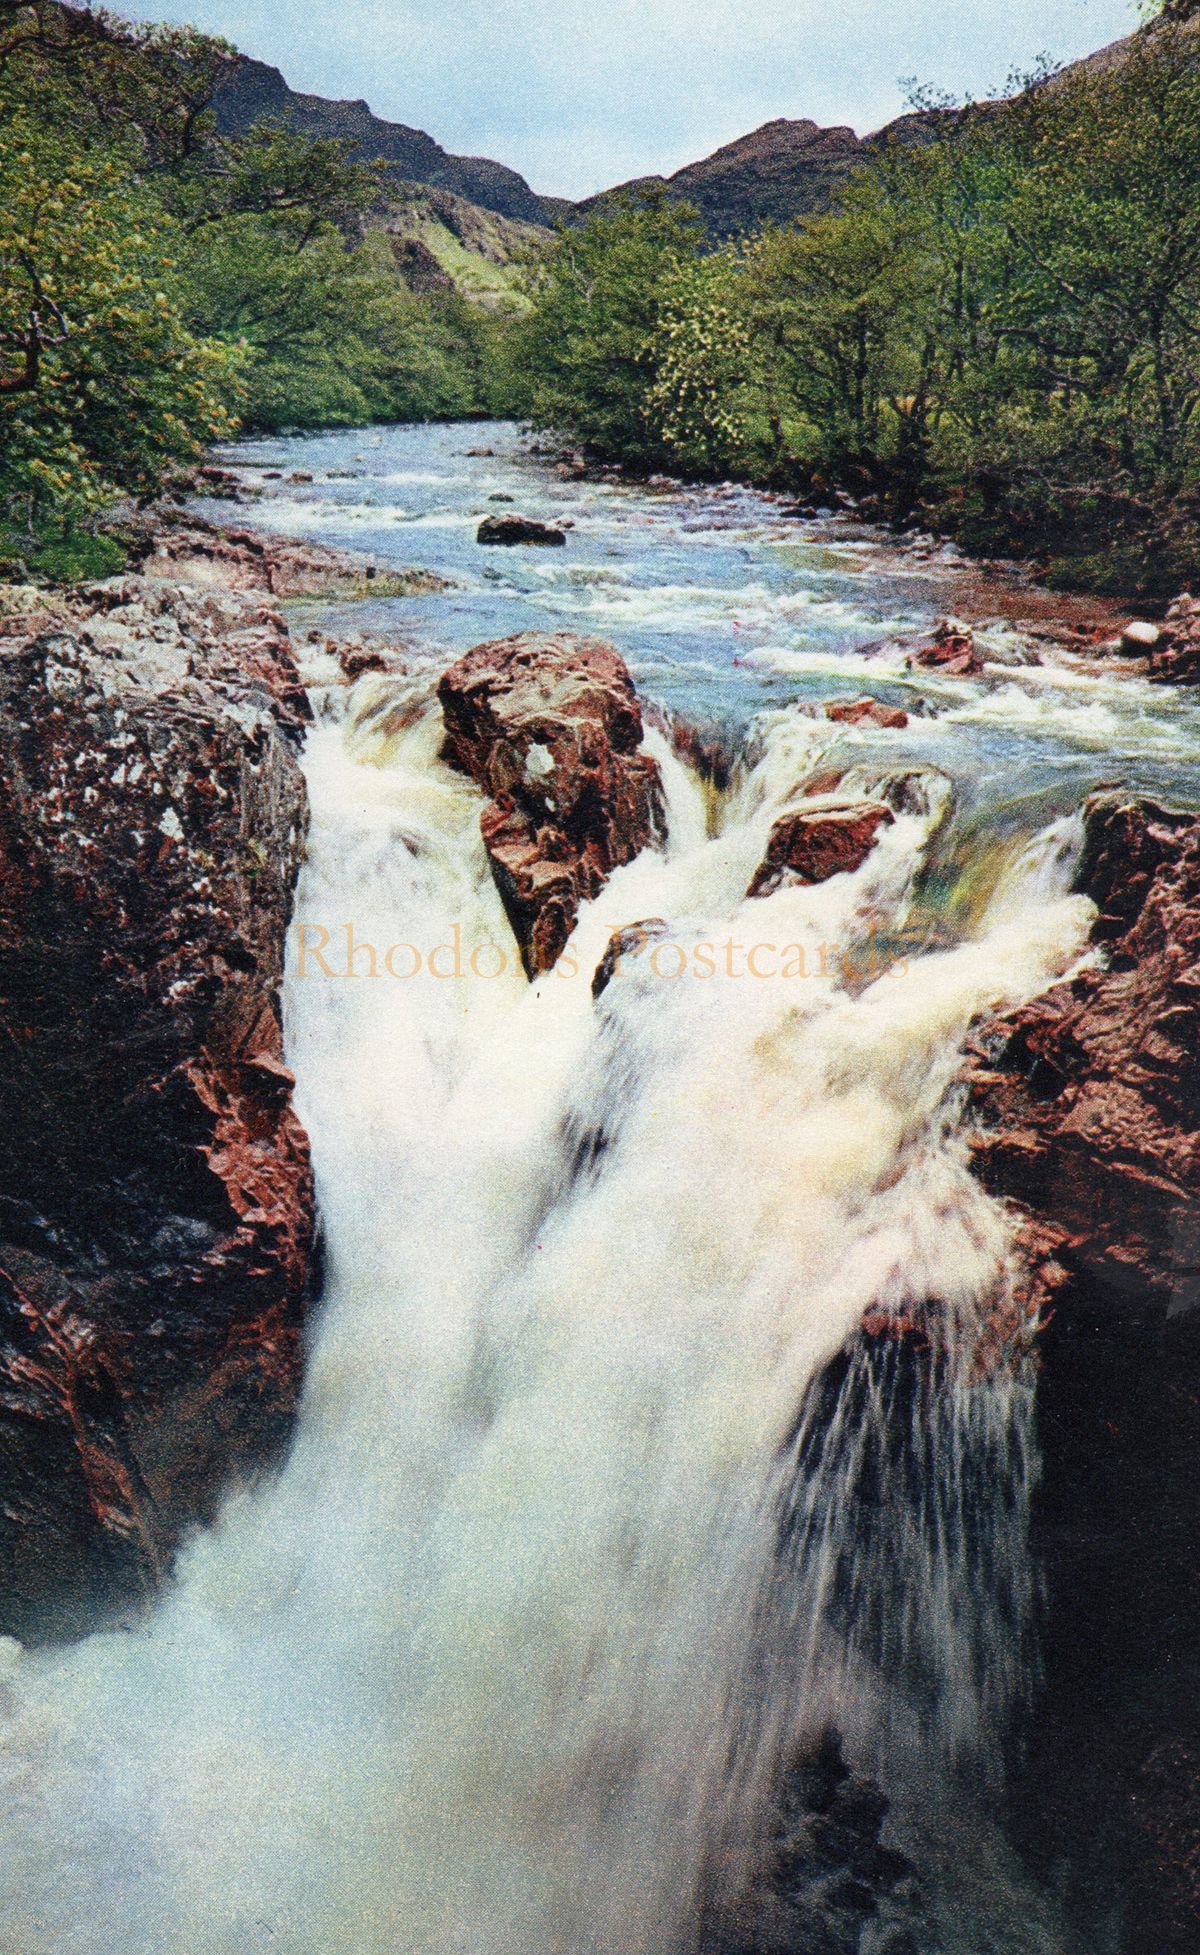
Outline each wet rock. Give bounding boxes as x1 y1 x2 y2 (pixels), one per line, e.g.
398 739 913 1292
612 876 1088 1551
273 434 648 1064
476 514 567 548
824 697 910 731
728 1728 926 1955
1120 619 1163 654
196 465 245 501
120 510 386 599
748 802 894 900
1150 593 1200 683
645 704 735 792
0 576 315 1640
967 791 1200 1322
908 618 982 676
439 632 662 978
592 920 670 999
339 644 396 681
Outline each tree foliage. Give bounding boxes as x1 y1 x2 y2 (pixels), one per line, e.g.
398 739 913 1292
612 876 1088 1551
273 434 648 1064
0 2 507 576
516 28 1200 594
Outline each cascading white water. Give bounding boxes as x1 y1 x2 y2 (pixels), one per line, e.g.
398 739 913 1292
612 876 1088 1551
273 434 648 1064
0 667 1097 1955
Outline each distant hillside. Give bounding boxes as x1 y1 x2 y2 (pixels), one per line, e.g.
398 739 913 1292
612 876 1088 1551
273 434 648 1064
211 56 554 227
575 18 1200 236
577 119 867 235
375 186 549 309
578 107 1006 236
169 6 1200 244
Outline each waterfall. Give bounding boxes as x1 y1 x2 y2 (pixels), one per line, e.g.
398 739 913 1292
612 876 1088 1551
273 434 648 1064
0 673 1096 1955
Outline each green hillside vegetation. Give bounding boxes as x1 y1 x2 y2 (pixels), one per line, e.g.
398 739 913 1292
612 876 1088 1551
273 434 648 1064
377 186 548 310
514 17 1200 598
0 1 517 580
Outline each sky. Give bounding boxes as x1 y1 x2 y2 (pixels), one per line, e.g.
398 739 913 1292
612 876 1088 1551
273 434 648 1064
113 0 1144 199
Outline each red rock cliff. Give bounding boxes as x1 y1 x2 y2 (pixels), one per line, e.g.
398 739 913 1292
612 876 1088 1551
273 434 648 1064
0 576 315 1639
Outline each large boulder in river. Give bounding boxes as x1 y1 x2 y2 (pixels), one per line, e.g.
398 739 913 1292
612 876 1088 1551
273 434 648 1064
476 514 566 548
747 801 894 900
824 696 909 730
0 577 315 1640
909 618 982 676
439 632 662 977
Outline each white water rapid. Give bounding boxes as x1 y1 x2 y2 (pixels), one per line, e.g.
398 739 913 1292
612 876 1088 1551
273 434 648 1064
0 660 1098 1955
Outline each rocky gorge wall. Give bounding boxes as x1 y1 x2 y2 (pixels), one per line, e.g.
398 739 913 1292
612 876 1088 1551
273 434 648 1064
966 794 1200 1953
0 564 320 1641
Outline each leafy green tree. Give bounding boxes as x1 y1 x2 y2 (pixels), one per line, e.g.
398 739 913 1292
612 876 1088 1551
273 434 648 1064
517 196 708 466
643 249 760 475
0 105 238 545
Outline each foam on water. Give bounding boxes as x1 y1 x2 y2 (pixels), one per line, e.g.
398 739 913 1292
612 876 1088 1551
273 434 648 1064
0 672 1095 1955
5 419 1194 1954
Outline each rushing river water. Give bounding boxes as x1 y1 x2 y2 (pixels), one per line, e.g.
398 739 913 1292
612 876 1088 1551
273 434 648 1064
0 422 1190 1954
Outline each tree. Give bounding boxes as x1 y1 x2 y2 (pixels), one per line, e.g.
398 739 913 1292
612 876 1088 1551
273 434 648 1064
0 106 238 530
518 196 707 466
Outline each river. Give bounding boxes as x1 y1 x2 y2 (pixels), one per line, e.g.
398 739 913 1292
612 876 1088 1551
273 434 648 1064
0 421 1188 1955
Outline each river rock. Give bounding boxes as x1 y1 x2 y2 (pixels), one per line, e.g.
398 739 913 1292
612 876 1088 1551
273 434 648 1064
1119 619 1163 654
909 618 982 676
1150 593 1200 682
121 510 388 599
824 696 910 730
592 920 671 999
738 1727 924 1955
747 802 894 900
476 514 567 548
438 633 662 977
0 576 315 1640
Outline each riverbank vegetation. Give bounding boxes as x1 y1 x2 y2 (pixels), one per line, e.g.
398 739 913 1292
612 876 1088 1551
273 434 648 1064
514 20 1200 599
6 3 1200 598
0 2 509 578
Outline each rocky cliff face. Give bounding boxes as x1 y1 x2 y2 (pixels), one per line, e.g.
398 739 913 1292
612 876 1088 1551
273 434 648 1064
211 56 552 226
438 633 662 977
0 576 315 1641
969 793 1200 1322
966 793 1200 1954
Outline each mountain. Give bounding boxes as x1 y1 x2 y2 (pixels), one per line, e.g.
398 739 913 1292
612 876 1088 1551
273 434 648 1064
575 18 1200 237
575 107 992 237
211 56 554 227
576 118 868 235
201 11 1200 244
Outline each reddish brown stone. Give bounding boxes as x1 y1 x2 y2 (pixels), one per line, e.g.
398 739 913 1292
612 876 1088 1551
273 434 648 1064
909 618 982 676
747 801 894 900
476 514 566 548
824 696 910 730
439 633 662 976
0 576 315 1639
1151 593 1200 684
967 793 1200 1321
121 509 385 598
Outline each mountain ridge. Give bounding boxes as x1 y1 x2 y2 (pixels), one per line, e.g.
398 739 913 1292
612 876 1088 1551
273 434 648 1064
209 16 1191 240
211 55 552 226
